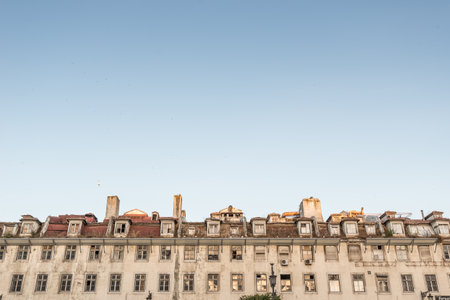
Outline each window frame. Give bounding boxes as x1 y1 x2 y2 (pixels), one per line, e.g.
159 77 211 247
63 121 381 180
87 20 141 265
10 274 24 293
231 245 243 261
16 245 30 261
304 273 316 293
134 274 146 292
352 273 365 293
59 274 73 292
41 245 53 261
207 245 220 261
84 273 97 293
395 245 409 261
160 245 172 261
207 221 220 236
231 273 244 292
280 274 292 292
35 273 48 293
298 222 312 235
64 245 77 261
425 274 439 292
348 244 362 262
401 274 414 293
328 274 341 293
183 273 195 292
207 273 220 292
324 245 339 261
136 245 148 261
256 273 267 292
109 273 122 293
88 245 101 261
375 274 390 293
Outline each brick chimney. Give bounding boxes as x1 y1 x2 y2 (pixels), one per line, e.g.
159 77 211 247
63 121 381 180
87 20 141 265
173 194 182 219
105 195 120 219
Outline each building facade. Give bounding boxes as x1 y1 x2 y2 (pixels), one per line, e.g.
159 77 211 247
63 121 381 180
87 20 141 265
1 195 450 300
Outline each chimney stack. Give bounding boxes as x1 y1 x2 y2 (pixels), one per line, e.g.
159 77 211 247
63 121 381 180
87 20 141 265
173 194 182 219
299 197 324 221
105 195 120 220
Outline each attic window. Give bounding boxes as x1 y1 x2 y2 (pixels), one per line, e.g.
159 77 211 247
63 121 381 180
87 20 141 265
330 225 340 236
253 223 266 235
365 225 376 235
435 223 450 235
299 223 311 234
345 222 358 235
67 222 82 235
21 223 33 235
161 222 174 235
207 222 220 236
391 222 404 235
115 223 126 234
152 213 159 221
187 227 195 236
230 227 239 236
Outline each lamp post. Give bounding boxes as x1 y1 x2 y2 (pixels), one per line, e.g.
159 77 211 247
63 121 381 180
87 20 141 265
146 291 152 300
421 291 433 300
269 263 277 300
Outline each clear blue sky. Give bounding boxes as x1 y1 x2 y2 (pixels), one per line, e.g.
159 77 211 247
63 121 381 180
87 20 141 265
1 1 449 222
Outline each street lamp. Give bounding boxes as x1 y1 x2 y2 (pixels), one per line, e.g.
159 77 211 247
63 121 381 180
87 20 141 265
421 291 433 300
269 263 277 300
146 291 152 300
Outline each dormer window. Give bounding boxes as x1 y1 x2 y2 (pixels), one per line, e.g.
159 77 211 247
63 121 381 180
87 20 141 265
299 222 311 234
345 222 358 235
114 221 130 237
161 221 175 236
252 221 266 236
67 221 83 236
20 223 33 236
187 227 195 236
207 221 220 236
329 225 340 236
390 222 404 235
365 224 376 235
230 227 239 236
433 223 450 235
417 224 433 237
152 212 159 221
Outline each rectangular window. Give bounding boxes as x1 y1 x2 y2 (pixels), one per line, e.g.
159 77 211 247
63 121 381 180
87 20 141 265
161 223 173 234
183 274 194 292
64 245 76 261
159 274 170 292
438 224 450 234
84 274 97 292
372 245 384 261
21 223 32 234
112 245 124 261
330 225 340 236
184 246 195 261
419 246 432 261
207 274 219 292
304 274 316 292
115 223 126 234
418 225 433 237
328 274 341 293
16 245 29 260
60 274 72 292
208 223 219 235
10 274 24 293
88 245 101 261
35 274 48 292
231 245 242 260
300 223 311 234
365 225 376 235
376 274 389 293
231 274 244 292
280 274 292 292
161 245 172 260
255 245 266 260
254 223 265 234
325 245 338 261
208 245 219 261
425 274 439 292
401 274 414 292
0 245 5 260
391 223 404 234
41 245 52 261
444 245 450 260
68 222 81 234
346 223 358 234
109 274 121 292
134 274 146 292
256 274 267 292
396 245 408 261
136 245 148 260
302 245 313 261
278 245 290 260
352 274 365 292
348 244 362 261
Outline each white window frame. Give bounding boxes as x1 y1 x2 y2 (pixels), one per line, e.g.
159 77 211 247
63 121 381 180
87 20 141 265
299 222 312 235
160 221 174 236
345 222 358 235
207 221 220 236
253 221 266 235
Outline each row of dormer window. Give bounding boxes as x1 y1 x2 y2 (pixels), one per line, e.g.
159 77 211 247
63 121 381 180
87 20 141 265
5 219 450 238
